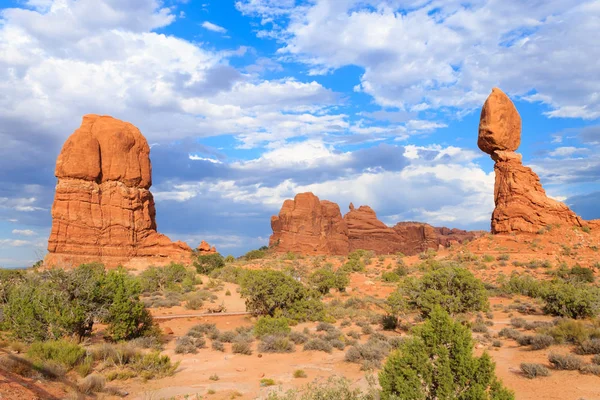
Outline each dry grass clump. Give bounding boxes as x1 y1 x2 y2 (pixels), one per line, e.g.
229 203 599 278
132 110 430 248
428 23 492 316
78 374 105 394
520 363 550 379
258 335 295 353
548 352 584 370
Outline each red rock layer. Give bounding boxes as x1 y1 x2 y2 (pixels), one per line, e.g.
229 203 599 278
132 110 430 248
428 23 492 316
492 151 584 233
269 194 480 255
197 240 217 254
45 114 191 268
269 192 349 255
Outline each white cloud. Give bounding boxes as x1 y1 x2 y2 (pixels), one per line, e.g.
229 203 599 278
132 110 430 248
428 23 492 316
189 155 223 163
12 229 36 236
202 21 227 33
0 239 31 247
548 146 589 157
238 0 600 119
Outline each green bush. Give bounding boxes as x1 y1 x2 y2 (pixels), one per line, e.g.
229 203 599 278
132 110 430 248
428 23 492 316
138 263 196 293
27 340 86 369
2 264 153 342
381 272 401 283
379 307 514 400
131 351 179 380
225 255 235 263
266 376 373 400
541 282 600 319
309 268 349 294
104 268 155 341
240 270 325 321
398 266 489 316
254 316 291 338
193 253 225 274
567 265 595 283
499 274 547 298
245 249 267 260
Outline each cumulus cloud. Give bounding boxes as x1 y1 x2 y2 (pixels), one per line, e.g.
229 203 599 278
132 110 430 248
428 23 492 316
238 0 600 119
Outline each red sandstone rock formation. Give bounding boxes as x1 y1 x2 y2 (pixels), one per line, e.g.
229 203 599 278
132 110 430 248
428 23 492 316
45 114 191 268
344 203 405 254
197 240 217 254
269 192 349 255
269 195 479 255
478 88 585 233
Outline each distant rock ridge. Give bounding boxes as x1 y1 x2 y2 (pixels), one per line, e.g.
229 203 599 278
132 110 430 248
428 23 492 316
478 88 586 233
269 192 481 255
45 115 207 268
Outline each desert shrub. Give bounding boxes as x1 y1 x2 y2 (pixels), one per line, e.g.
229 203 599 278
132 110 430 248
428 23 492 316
567 265 595 283
187 323 219 338
175 336 206 354
212 340 225 352
309 268 349 294
529 334 554 350
398 266 489 316
548 352 584 370
240 270 325 321
78 374 106 394
293 369 307 378
303 338 333 353
218 331 237 343
341 258 365 272
381 272 401 283
580 364 600 376
259 335 295 353
497 254 510 261
520 363 550 379
510 317 526 328
130 351 179 380
184 294 204 310
381 315 399 331
193 253 225 274
266 376 372 400
344 338 391 368
27 340 86 369
482 255 495 263
244 249 267 260
210 265 246 284
225 255 235 263
541 282 600 319
500 274 546 298
289 331 308 344
255 316 291 338
379 307 514 400
232 340 253 355
592 354 600 365
316 322 336 333
540 319 596 345
138 263 196 293
576 338 600 355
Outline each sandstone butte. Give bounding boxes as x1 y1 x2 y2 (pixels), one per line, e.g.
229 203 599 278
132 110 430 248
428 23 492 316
45 114 214 268
269 193 481 256
478 88 586 233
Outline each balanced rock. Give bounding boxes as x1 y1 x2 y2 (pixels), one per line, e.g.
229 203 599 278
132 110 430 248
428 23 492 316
478 87 521 154
45 115 191 268
478 89 585 233
269 192 349 255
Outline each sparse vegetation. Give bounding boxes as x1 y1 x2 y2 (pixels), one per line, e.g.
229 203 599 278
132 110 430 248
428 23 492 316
193 253 225 274
520 363 550 379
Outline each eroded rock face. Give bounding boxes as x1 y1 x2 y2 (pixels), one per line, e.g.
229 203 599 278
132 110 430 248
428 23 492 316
269 192 349 255
46 114 191 268
478 89 585 233
478 87 521 154
269 194 479 255
344 204 405 254
491 151 584 233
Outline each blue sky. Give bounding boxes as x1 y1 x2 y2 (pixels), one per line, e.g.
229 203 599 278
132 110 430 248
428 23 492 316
1 0 599 267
